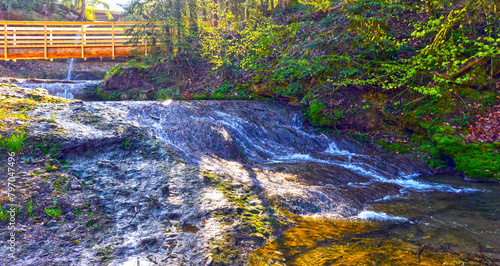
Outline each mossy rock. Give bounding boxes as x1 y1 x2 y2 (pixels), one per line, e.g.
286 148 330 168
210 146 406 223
376 140 410 153
433 135 500 181
303 102 331 126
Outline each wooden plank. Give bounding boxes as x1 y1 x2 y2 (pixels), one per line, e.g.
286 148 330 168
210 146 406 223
6 37 132 44
5 43 132 48
0 21 138 25
0 21 144 60
4 36 132 42
0 30 125 35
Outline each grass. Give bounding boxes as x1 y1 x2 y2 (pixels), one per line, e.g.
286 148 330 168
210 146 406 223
0 204 8 222
26 200 35 217
43 113 57 123
1 130 27 153
45 199 62 219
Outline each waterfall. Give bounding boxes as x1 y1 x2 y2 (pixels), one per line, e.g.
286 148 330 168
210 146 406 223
66 58 75 80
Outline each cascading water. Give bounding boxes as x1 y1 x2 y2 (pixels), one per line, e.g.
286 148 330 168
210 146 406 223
7 99 496 265
66 58 75 80
0 77 97 100
122 100 482 218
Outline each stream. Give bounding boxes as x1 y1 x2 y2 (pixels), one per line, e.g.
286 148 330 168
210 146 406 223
1 81 499 265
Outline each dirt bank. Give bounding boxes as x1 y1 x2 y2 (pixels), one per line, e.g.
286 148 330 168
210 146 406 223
0 57 131 80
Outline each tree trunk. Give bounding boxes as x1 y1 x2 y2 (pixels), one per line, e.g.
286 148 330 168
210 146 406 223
424 0 436 18
80 0 86 21
214 0 218 27
188 0 198 35
245 0 248 20
201 0 208 21
233 0 239 21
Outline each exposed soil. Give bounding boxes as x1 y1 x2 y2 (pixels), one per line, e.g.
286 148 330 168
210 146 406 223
0 57 130 80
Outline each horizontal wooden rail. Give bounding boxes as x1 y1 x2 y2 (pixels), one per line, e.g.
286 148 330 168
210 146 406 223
0 21 144 60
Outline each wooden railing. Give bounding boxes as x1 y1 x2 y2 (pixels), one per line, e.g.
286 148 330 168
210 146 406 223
0 21 142 60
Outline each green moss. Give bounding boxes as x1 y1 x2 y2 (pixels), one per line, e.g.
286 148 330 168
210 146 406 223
303 102 331 126
432 133 500 181
212 92 226 100
419 140 441 159
375 140 410 153
349 133 371 144
96 88 121 101
193 94 208 100
202 171 292 264
493 142 500 149
203 171 289 238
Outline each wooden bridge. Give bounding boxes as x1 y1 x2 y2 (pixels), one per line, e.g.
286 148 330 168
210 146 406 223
0 21 143 61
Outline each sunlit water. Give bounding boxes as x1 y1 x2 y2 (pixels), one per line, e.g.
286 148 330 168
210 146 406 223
66 58 75 80
19 96 500 264
0 78 98 100
120 100 498 262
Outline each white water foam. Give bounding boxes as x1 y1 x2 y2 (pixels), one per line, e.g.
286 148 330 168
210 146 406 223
324 142 355 156
269 152 482 194
355 210 409 222
374 195 405 202
55 89 75 99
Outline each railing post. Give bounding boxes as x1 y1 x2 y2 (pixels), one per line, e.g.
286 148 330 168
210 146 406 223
44 22 48 59
112 22 115 59
81 23 85 59
3 22 7 61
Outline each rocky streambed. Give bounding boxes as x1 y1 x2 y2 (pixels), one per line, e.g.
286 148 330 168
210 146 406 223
0 86 498 265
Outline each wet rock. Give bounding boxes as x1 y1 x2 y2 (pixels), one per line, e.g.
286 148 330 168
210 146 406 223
140 237 158 247
65 214 75 221
0 99 437 266
161 185 170 196
167 213 182 220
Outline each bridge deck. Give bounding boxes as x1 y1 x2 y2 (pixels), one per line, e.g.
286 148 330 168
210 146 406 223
0 21 142 60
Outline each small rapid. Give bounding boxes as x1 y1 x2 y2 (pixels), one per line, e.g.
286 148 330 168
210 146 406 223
0 77 98 100
117 100 483 219
10 98 496 265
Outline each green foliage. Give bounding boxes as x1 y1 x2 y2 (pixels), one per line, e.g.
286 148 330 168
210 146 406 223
1 130 27 153
103 63 125 81
0 0 50 13
419 141 441 159
375 140 410 153
126 0 199 62
303 102 331 126
84 0 113 21
26 199 35 217
328 0 500 96
45 199 62 219
0 204 8 222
